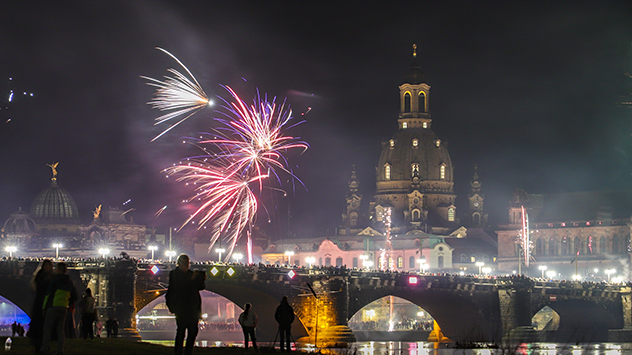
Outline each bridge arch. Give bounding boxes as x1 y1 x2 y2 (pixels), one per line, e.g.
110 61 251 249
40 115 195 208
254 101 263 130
534 299 620 342
351 288 496 342
348 295 434 337
0 277 34 320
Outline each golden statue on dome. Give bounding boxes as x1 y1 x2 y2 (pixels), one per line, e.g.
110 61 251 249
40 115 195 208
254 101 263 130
93 204 102 219
47 162 59 181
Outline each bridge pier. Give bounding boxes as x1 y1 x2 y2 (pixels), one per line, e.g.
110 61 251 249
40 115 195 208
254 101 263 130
608 287 632 341
499 279 539 343
82 259 140 339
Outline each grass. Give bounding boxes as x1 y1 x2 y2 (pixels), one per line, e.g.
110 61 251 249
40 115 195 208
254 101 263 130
1 336 283 355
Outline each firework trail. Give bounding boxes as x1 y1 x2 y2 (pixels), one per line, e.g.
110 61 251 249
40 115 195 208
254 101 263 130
164 159 263 258
142 48 213 141
145 49 308 261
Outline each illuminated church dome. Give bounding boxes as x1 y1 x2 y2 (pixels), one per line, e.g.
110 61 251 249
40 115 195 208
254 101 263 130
372 45 456 234
30 176 79 223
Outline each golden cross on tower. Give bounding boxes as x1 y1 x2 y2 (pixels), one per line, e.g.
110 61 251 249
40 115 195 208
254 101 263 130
413 44 417 58
47 162 59 181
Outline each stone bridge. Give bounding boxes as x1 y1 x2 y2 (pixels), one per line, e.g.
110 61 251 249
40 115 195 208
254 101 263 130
1 259 631 343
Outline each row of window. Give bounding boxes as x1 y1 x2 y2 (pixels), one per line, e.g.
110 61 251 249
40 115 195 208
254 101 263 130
389 138 440 148
523 235 629 257
403 92 426 113
384 164 445 180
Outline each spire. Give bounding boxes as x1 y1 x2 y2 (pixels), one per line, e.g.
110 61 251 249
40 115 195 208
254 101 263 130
348 164 359 195
470 164 481 194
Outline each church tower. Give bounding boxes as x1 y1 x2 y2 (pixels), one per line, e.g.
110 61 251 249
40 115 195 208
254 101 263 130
340 165 363 234
372 45 457 235
467 165 487 227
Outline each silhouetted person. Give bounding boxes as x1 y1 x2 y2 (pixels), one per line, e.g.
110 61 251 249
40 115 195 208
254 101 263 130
166 254 206 355
29 259 53 351
274 296 295 352
238 303 258 352
78 288 96 339
40 262 77 355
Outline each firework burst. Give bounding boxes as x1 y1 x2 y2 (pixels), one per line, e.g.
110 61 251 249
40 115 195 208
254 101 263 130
146 50 308 261
142 48 212 141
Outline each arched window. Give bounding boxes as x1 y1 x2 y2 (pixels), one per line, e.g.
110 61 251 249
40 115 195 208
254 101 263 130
422 122 428 128
471 255 477 262
600 236 606 254
409 256 416 268
389 139 395 148
411 163 419 177
352 257 358 268
438 256 444 268
388 257 393 269
325 257 331 266
402 122 408 129
350 212 358 227
336 257 343 267
319 258 323 266
613 236 622 254
404 92 411 113
448 208 455 222
460 254 467 262
440 165 446 180
435 140 441 147
561 237 568 255
473 213 480 226
574 237 580 255
548 237 556 256
412 209 420 222
536 238 543 256
482 255 489 262
412 138 419 147
418 92 426 112
385 165 391 180
397 256 403 268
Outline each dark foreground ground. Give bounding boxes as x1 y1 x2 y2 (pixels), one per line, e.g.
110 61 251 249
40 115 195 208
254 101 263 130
1 336 296 355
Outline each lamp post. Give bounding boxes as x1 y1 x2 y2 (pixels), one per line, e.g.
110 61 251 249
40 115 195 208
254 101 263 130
52 243 63 259
98 248 110 259
606 269 616 282
233 253 243 263
285 251 294 265
538 265 548 279
546 270 556 280
359 255 369 269
476 261 485 275
482 267 491 275
417 258 427 273
364 260 374 269
148 245 158 261
165 250 176 262
216 248 225 262
305 257 315 268
5 246 16 258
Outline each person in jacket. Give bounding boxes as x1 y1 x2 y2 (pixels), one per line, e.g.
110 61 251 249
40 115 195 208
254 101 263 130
39 262 77 355
78 288 96 339
29 259 53 352
166 254 206 355
274 296 295 352
238 303 258 352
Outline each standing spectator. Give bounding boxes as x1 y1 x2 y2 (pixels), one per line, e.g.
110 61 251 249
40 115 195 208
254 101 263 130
105 317 114 338
65 302 77 339
40 262 77 355
238 303 258 352
29 260 53 351
274 296 295 352
78 288 96 339
95 319 103 338
166 254 206 355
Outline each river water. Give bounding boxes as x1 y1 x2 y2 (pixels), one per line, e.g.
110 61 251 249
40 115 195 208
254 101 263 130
140 332 632 355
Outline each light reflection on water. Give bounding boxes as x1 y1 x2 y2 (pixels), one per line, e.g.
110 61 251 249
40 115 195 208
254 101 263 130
142 339 632 355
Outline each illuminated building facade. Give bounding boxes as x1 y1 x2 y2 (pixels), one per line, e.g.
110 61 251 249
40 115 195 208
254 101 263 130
497 189 632 279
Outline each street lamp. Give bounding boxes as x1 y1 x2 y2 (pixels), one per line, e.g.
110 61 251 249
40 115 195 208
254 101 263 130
5 246 16 258
364 260 374 269
305 257 315 268
165 250 176 262
417 259 427 273
546 270 556 280
148 245 158 261
476 261 485 275
52 243 63 259
606 269 616 282
359 255 369 269
233 253 243 263
572 274 582 281
482 267 492 275
216 248 225 262
98 248 110 259
538 265 548 278
285 251 295 265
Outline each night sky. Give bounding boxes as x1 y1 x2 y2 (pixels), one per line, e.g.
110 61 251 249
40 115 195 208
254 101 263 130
1 1 631 240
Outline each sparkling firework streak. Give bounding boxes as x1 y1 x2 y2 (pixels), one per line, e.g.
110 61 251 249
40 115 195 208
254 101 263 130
518 205 532 267
142 48 213 141
164 159 264 258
